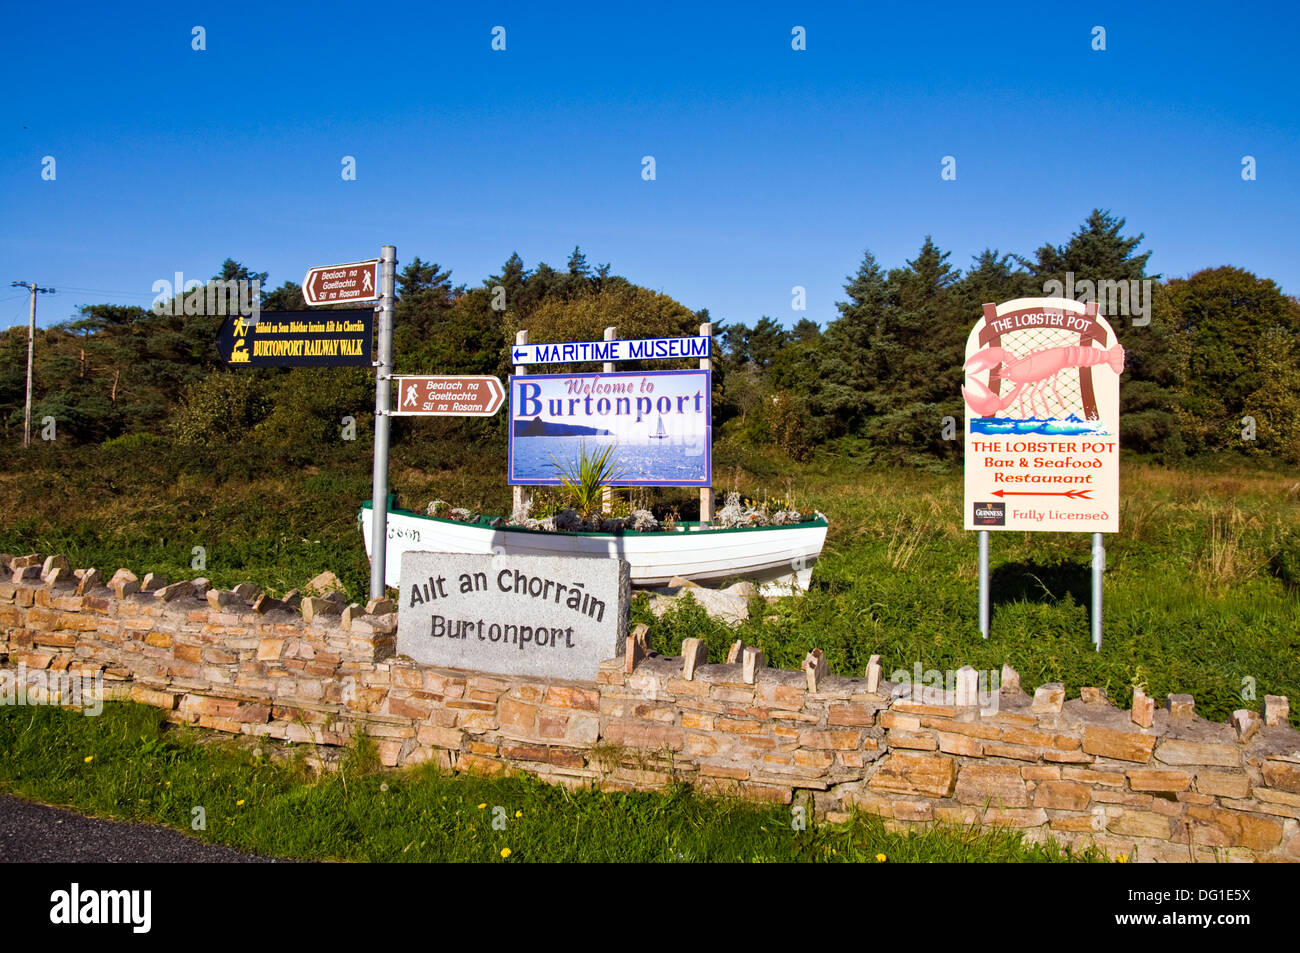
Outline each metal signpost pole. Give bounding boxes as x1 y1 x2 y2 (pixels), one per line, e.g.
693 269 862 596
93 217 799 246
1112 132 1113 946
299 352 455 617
978 530 990 638
369 245 396 600
511 329 528 519
699 322 714 524
1091 532 1104 650
602 325 616 514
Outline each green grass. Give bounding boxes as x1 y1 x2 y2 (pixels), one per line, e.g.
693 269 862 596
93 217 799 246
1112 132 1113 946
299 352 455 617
641 451 1300 725
0 701 1105 863
2 441 1297 724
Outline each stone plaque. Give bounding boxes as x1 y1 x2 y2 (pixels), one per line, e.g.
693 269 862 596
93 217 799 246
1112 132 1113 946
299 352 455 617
397 551 629 681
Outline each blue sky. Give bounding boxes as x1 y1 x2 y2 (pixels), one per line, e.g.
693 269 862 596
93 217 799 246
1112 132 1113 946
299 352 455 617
3 1 1297 334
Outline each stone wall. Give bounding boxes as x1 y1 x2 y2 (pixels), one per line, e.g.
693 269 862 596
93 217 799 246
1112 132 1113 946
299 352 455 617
2 557 1298 862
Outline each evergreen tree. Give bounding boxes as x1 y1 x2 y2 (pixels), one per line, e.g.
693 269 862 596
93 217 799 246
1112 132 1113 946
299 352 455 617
746 317 789 369
1018 209 1153 288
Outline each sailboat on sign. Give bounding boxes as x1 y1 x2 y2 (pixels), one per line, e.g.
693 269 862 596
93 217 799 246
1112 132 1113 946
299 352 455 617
649 415 669 439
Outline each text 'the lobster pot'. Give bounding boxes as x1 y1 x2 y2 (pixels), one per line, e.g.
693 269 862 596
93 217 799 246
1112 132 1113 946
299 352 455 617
962 298 1122 533
397 551 630 681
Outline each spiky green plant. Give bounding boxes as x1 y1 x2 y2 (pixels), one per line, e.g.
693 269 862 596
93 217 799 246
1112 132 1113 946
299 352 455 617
550 440 625 520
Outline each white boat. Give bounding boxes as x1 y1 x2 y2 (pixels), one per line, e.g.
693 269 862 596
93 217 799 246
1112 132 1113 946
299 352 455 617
359 500 827 594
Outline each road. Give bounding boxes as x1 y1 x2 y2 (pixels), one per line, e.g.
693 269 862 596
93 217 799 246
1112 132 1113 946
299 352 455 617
0 795 287 863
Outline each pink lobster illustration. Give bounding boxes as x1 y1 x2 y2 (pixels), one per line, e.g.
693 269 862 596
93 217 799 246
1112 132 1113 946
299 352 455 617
963 344 1125 419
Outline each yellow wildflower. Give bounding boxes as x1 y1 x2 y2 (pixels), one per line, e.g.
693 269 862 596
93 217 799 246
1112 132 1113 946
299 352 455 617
875 853 887 862
500 847 512 859
83 755 93 764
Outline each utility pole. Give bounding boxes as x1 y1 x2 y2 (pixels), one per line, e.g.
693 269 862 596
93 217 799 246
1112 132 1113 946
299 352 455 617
10 282 55 448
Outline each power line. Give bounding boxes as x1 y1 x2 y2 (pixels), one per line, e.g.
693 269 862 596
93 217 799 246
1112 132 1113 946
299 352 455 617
48 284 158 299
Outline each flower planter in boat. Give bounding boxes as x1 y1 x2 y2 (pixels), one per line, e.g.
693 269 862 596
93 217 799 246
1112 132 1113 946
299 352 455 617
359 501 827 595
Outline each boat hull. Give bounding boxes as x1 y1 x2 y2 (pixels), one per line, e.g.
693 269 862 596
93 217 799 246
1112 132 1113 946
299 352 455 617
359 503 827 594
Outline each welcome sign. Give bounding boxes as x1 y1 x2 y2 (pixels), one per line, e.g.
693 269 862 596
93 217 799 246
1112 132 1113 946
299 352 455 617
508 370 711 486
397 551 629 681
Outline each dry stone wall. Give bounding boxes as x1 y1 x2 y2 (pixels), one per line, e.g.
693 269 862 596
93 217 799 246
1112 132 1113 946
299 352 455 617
2 556 1298 863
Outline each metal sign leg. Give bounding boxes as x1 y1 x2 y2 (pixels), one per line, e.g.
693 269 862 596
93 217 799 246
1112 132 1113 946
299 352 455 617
1091 532 1105 651
978 530 990 638
369 245 397 600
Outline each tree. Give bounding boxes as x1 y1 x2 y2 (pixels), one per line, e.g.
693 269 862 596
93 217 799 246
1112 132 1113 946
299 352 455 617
791 318 821 343
746 317 789 369
1242 328 1300 463
566 246 590 279
169 371 272 448
956 249 1033 313
805 248 894 439
1158 267 1300 453
393 257 465 369
261 281 305 312
1018 209 1152 289
487 252 528 313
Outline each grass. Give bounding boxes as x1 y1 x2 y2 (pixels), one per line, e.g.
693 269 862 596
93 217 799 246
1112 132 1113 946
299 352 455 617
0 701 1106 863
639 451 1300 725
1 441 1297 724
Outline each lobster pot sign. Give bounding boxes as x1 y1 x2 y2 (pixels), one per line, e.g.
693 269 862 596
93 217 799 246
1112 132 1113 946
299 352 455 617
962 297 1121 533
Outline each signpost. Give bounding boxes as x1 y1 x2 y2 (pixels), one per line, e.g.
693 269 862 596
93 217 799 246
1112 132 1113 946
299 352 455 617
216 309 373 367
508 369 711 486
962 297 1123 648
302 260 380 307
509 335 711 366
391 375 505 417
368 249 396 600
510 325 715 515
396 551 629 682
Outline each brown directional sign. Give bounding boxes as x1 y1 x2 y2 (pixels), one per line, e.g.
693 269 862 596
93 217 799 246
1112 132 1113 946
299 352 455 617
392 376 505 416
303 260 379 306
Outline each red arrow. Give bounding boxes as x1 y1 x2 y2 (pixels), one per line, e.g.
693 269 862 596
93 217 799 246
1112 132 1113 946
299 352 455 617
992 488 1092 499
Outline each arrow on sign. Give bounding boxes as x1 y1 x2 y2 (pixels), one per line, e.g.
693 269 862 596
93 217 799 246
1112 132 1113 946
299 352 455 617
992 488 1093 499
513 347 527 362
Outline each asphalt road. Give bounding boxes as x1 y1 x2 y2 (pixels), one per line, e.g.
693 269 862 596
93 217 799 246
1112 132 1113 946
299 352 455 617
0 795 286 863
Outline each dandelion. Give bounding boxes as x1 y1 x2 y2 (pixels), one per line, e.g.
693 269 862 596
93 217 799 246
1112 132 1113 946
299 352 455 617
875 853 887 863
83 755 93 764
478 803 487 810
236 799 245 806
1117 853 1128 863
380 783 389 792
515 810 522 818
500 847 512 859
164 781 171 787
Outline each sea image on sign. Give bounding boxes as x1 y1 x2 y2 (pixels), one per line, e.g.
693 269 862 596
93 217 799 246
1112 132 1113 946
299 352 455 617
509 370 711 486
